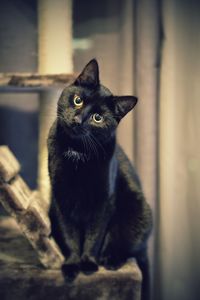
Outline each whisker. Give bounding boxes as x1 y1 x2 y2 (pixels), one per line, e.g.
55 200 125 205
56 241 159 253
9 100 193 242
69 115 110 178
82 136 88 160
90 133 106 157
85 135 93 158
87 135 99 159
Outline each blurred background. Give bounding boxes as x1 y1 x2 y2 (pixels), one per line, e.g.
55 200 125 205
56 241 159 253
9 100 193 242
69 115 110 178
0 0 200 299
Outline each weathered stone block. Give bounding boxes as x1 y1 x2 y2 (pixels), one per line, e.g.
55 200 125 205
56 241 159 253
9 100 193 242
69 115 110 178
0 146 64 268
19 191 51 236
0 146 20 184
2 176 31 211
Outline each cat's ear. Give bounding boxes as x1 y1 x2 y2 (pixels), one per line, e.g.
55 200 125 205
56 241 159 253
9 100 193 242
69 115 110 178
114 96 138 120
74 59 100 87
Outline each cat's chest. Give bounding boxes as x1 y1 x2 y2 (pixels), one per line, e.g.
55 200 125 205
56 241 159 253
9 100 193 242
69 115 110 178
58 162 107 221
60 159 108 199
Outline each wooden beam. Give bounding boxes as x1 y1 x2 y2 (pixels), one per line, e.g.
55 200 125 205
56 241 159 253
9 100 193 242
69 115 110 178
0 73 75 89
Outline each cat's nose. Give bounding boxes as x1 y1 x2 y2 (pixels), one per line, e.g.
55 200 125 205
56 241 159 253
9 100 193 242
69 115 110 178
74 115 82 124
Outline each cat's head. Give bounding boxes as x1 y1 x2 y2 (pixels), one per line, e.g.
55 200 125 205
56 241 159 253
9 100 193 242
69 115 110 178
57 59 137 144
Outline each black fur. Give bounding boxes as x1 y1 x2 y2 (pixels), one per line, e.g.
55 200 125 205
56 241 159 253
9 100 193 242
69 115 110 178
47 59 153 298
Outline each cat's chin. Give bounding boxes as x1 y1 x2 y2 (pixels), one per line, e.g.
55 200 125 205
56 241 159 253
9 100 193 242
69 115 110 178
63 126 83 140
62 124 88 140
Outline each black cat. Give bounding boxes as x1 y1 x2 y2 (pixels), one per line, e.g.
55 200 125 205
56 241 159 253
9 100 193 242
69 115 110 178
48 59 152 298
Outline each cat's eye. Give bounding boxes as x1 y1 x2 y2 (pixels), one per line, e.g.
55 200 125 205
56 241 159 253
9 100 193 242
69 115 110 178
93 113 103 123
73 95 83 107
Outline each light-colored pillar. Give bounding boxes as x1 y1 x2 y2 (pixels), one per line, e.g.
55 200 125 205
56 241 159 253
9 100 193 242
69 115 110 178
38 0 73 204
38 89 62 206
38 0 73 75
117 0 135 162
159 1 200 300
135 1 160 299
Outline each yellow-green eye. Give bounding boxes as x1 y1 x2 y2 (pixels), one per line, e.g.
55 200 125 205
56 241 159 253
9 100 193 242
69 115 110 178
93 113 103 123
73 95 83 107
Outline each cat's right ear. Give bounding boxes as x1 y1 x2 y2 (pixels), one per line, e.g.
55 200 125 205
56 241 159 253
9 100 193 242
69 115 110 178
113 96 138 120
74 59 100 88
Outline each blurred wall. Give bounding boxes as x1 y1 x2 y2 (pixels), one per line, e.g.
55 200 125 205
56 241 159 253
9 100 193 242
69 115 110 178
159 0 200 299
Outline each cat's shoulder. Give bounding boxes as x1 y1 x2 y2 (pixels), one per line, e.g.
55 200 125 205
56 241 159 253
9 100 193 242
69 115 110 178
116 144 142 189
47 120 60 155
115 144 134 169
48 120 57 138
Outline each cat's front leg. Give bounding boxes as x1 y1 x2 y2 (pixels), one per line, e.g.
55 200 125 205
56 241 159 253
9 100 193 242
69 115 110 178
80 225 102 274
62 254 80 281
81 205 112 274
61 230 80 281
49 201 81 280
80 253 99 275
99 223 127 270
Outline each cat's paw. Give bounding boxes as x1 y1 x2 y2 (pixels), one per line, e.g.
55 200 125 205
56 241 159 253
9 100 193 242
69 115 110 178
62 261 80 282
100 256 125 271
80 255 99 275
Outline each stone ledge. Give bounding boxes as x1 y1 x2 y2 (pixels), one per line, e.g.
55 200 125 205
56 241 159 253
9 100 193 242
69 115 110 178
0 217 142 300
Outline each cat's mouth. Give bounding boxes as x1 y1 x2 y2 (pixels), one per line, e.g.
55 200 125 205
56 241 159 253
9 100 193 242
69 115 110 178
64 124 88 139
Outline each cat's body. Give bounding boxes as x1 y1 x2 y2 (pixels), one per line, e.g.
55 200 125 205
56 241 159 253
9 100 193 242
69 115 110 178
48 59 152 299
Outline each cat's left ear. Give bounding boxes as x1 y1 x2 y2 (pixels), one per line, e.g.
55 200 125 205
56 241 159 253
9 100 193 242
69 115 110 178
74 59 100 87
114 96 138 120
